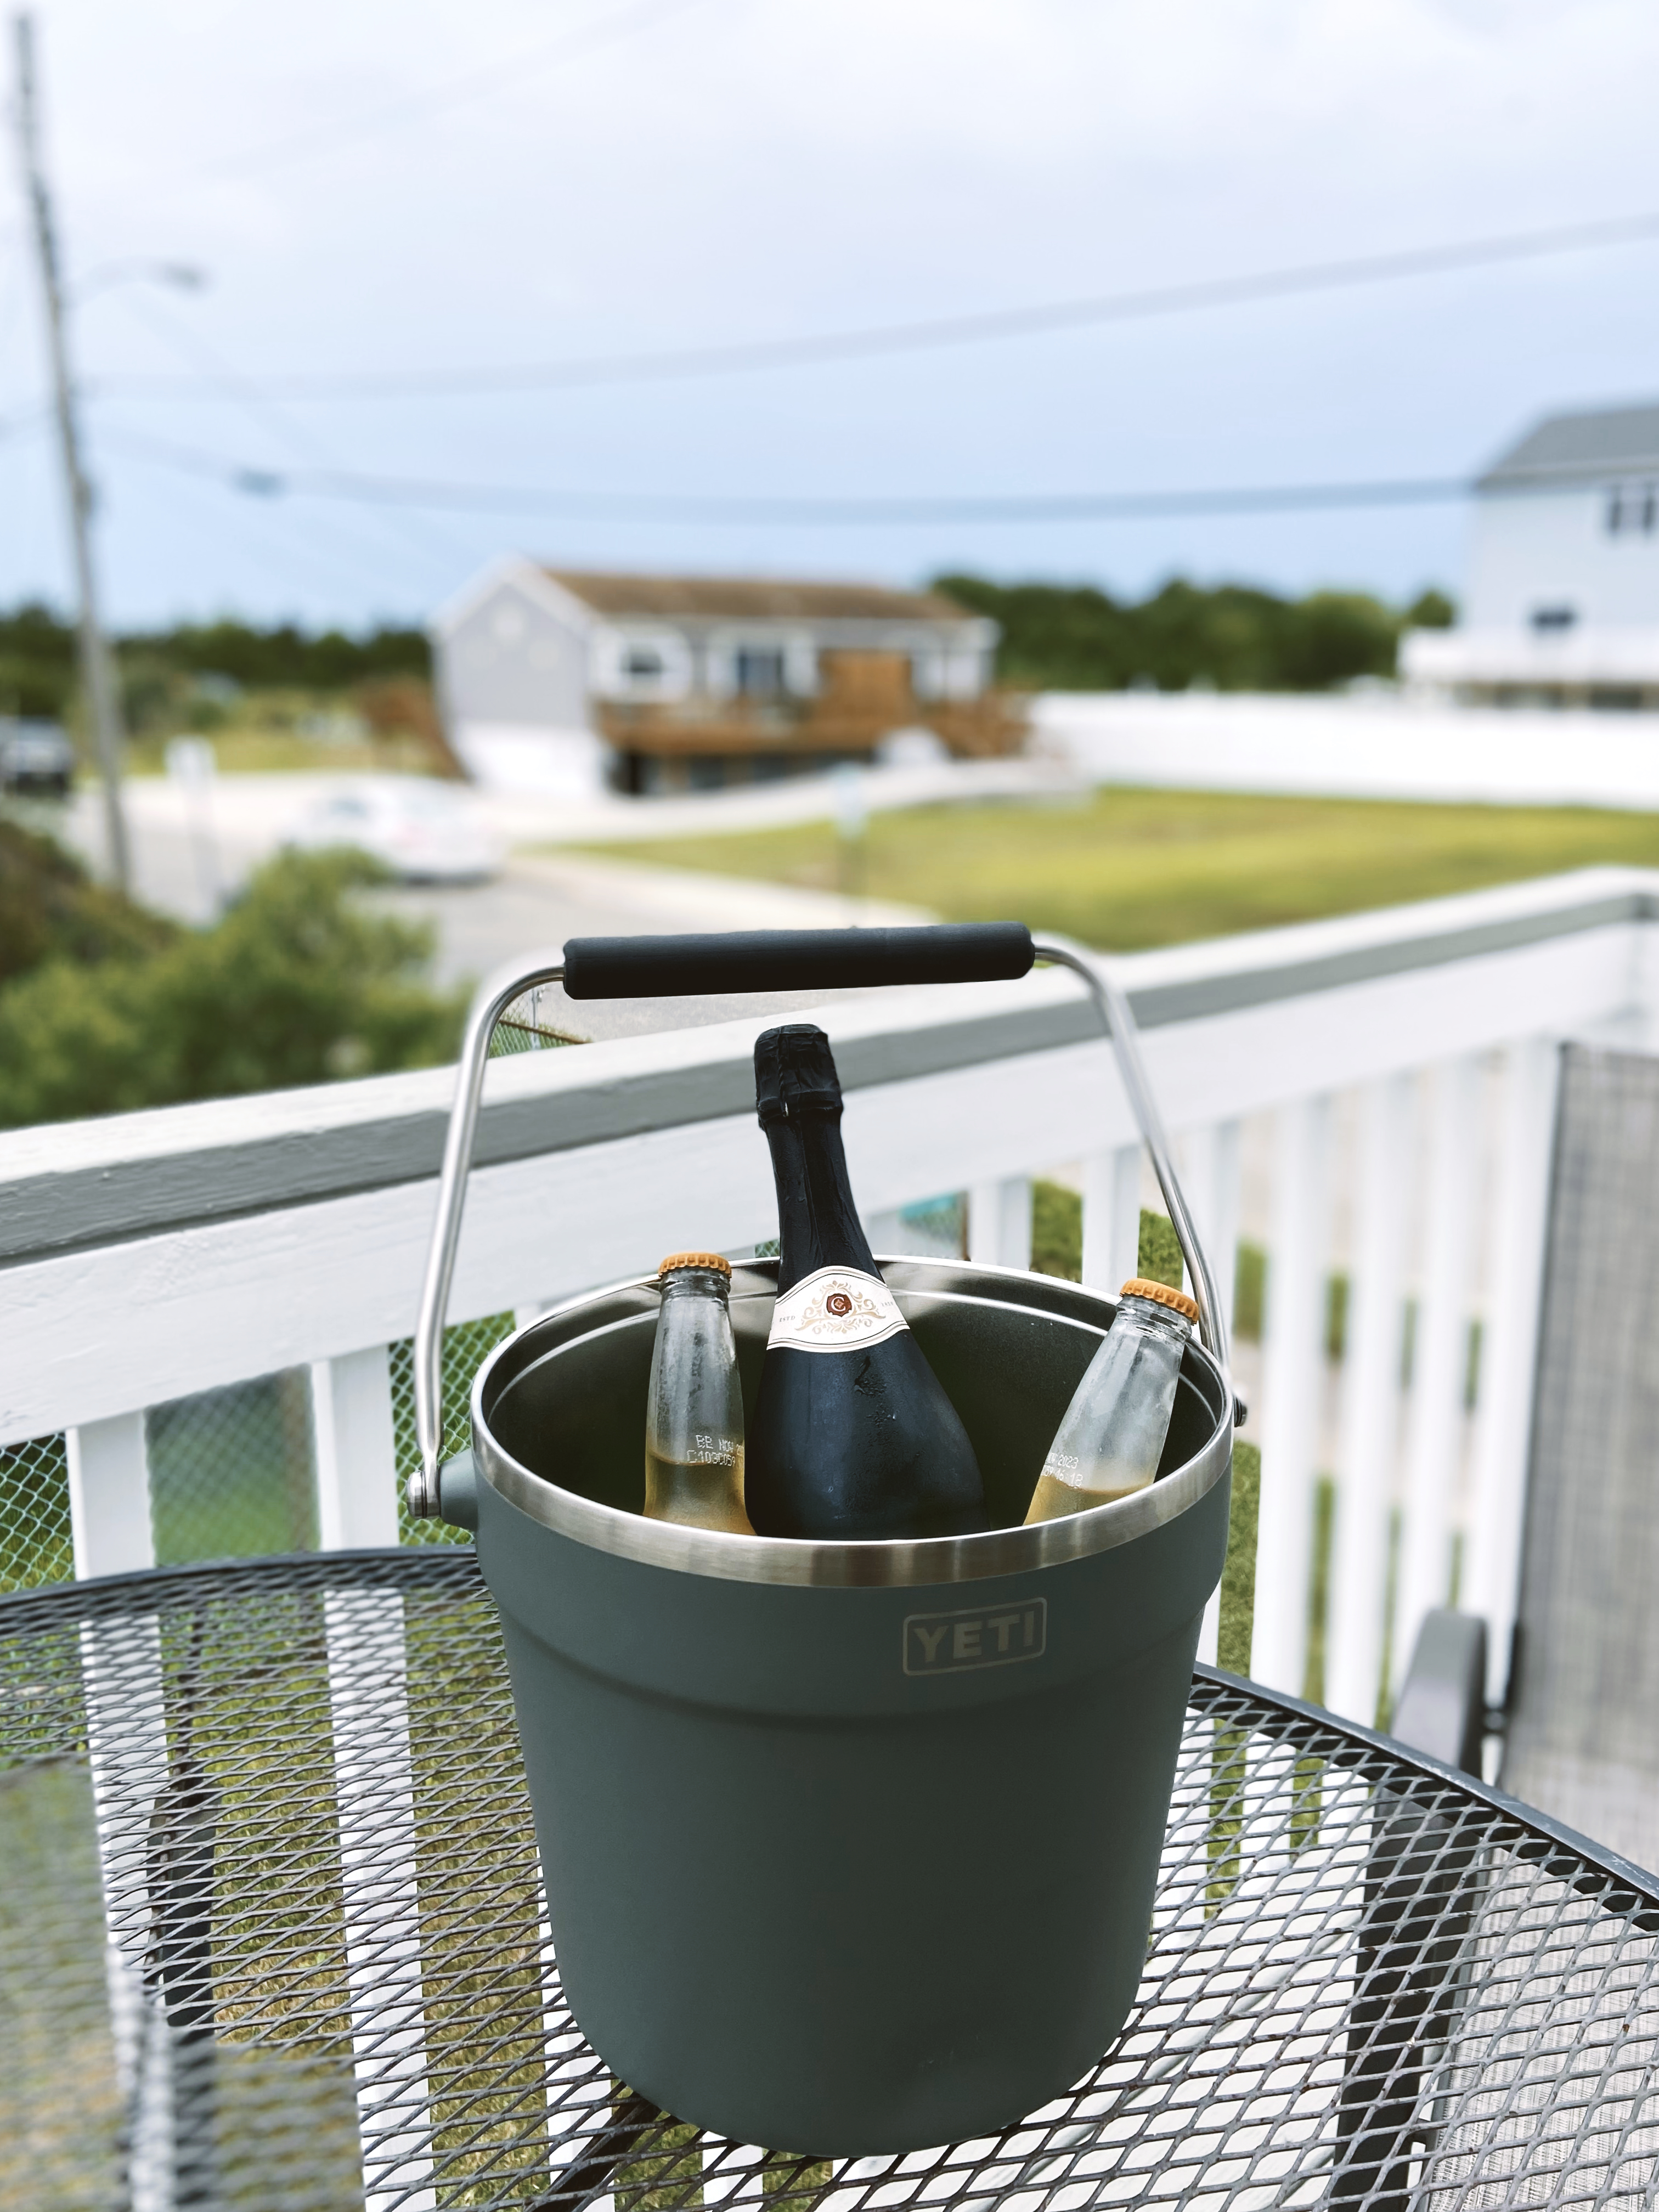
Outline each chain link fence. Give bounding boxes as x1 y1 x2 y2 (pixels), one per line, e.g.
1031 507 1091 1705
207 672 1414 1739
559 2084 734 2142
493 989 580 1057
390 1314 518 1545
0 1002 568 1590
3 1322 534 1585
0 1432 74 1593
146 1371 319 1567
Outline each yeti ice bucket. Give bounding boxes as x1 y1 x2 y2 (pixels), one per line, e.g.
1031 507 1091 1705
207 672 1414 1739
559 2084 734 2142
410 925 1237 2154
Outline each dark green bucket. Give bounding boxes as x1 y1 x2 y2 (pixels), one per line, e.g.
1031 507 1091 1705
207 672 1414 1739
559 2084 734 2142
466 1255 1232 2155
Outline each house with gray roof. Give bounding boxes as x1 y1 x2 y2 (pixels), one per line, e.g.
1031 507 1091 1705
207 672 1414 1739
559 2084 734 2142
1404 401 1659 706
430 558 1008 794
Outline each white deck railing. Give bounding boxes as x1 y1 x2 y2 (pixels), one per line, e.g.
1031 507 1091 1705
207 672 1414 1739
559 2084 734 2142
5 866 1659 1731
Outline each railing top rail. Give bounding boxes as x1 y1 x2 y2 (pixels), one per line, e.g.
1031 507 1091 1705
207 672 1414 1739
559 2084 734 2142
2 864 1654 1269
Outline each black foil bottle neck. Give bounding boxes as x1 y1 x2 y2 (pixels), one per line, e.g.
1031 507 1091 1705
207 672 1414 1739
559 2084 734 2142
754 1022 843 1128
756 1025 877 1294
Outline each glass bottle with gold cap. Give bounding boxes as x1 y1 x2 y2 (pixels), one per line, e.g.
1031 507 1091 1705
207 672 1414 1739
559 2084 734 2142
644 1253 753 1534
1024 1277 1199 1523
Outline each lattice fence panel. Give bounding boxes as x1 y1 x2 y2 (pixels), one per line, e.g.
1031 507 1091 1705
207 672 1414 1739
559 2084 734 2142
0 1431 74 1593
390 1314 517 1545
146 1372 318 1566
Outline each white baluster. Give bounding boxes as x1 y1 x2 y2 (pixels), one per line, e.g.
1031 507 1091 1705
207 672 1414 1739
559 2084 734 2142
80 1607 173 2212
966 1174 1032 1269
1463 1038 1561 1708
703 2138 766 2205
1251 1095 1333 1696
1324 1075 1414 1727
1393 1053 1483 1702
315 1349 441 2201
67 1417 176 2204
67 1412 155 1579
1181 1122 1242 1666
325 1589 438 2211
1181 1120 1241 1343
542 1915 616 2212
312 1347 400 1551
1081 1143 1141 1293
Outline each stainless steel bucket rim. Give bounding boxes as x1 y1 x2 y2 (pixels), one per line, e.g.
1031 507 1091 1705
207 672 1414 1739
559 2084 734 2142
470 1257 1234 1589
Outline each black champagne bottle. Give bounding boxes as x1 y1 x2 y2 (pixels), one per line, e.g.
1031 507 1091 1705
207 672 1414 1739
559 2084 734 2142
747 1024 988 1541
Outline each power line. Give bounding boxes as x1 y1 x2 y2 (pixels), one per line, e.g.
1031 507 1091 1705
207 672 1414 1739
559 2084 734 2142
86 207 1659 403
126 424 443 611
100 427 1472 524
180 0 713 183
109 286 473 574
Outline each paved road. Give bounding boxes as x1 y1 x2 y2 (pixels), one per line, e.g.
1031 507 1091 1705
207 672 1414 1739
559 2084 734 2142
42 786 934 1042
376 853 932 1039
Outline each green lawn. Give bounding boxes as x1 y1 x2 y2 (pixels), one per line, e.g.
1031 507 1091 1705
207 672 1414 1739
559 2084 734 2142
580 787 1659 949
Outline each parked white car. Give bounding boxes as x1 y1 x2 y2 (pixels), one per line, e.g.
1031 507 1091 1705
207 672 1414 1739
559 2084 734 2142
286 778 504 884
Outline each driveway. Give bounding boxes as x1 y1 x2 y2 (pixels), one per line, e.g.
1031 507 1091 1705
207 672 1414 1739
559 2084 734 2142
47 779 934 1041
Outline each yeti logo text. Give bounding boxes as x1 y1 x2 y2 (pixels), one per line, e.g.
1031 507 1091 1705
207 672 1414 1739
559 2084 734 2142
903 1599 1047 1675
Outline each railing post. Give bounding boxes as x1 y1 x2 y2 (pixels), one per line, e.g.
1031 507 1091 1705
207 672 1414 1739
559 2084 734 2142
325 1587 438 2210
78 1606 174 2212
1463 1038 1561 1709
967 1175 1032 1269
1325 1075 1414 1729
1393 1054 1483 1705
1181 1121 1240 1666
66 1398 178 2211
312 1347 400 1551
315 1354 440 2205
1081 1143 1141 1293
1251 1094 1333 1696
67 1412 154 1579
1180 1120 1240 1342
541 1911 617 2212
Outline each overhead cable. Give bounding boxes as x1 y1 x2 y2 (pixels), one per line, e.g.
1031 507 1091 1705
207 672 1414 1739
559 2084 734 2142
88 208 1659 402
100 427 1472 523
110 286 472 572
180 0 713 183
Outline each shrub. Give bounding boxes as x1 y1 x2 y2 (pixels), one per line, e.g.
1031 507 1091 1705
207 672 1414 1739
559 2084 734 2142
0 820 175 988
0 848 464 1129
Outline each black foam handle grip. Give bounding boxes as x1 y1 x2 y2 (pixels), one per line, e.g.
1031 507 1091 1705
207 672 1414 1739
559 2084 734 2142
560 922 1035 1000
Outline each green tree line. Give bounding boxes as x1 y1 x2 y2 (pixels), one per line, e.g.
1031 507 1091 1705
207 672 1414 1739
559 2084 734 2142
2 581 1457 718
0 605 431 722
935 574 1454 693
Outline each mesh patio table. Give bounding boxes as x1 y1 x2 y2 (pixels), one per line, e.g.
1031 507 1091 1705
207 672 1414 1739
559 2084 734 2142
5 1547 1657 2211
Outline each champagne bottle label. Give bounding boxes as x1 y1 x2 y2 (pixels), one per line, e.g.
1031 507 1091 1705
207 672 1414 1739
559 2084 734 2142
766 1266 909 1356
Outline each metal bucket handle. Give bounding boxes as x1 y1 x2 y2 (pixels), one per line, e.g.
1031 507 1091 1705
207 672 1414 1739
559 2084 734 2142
410 923 1230 1513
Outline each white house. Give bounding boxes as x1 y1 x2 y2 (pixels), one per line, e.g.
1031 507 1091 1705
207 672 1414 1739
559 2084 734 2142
430 559 1006 795
1404 400 1659 707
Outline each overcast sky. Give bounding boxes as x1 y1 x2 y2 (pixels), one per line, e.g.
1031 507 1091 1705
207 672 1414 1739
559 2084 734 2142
3 0 1658 630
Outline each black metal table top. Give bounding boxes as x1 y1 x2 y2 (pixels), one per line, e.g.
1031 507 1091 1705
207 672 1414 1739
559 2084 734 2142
5 1548 1658 2212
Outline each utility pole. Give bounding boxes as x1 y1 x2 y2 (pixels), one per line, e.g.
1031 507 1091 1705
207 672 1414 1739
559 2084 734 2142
14 11 132 893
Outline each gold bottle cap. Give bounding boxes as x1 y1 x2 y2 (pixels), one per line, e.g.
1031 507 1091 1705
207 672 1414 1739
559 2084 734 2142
1120 1276 1199 1322
658 1251 732 1280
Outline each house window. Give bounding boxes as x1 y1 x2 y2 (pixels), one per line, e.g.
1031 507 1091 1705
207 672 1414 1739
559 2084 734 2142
1531 605 1578 633
608 632 690 699
1605 483 1659 536
735 648 786 698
